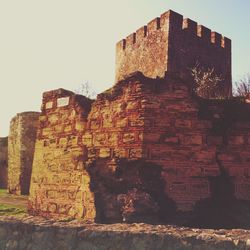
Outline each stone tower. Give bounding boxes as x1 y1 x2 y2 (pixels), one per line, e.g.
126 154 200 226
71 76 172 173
115 10 231 95
8 112 40 195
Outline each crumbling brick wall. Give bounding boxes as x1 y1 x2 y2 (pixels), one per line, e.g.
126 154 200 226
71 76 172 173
116 10 231 95
28 73 250 225
87 73 250 219
85 75 154 222
8 112 40 195
86 73 213 213
28 84 163 222
28 89 96 219
108 73 250 213
198 99 250 202
0 137 8 189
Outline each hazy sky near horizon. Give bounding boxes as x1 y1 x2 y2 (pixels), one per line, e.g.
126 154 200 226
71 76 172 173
0 0 250 136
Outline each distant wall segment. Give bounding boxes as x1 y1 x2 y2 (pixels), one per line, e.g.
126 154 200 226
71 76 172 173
0 137 8 189
8 112 40 195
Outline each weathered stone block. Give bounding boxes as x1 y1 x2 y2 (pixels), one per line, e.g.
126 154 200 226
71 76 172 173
175 119 192 128
116 118 128 128
99 148 111 158
123 133 136 143
207 136 223 145
181 135 203 145
228 136 245 145
114 149 128 158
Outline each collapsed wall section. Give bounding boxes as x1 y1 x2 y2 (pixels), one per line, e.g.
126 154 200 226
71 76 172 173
8 112 40 195
28 89 96 220
198 100 250 202
139 75 216 212
0 137 8 189
84 74 150 222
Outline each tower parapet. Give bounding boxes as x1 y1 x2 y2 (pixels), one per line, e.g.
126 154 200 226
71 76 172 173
115 10 231 95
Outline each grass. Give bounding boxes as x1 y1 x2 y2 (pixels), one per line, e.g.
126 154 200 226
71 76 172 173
0 189 7 195
0 204 26 216
0 189 27 217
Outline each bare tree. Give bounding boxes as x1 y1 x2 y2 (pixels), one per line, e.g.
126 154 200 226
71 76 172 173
234 74 250 98
190 62 223 98
74 81 97 99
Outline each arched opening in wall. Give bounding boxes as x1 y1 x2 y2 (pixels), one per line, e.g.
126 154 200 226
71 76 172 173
86 159 177 224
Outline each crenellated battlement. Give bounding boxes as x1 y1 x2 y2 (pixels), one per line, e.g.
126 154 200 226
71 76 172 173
115 10 232 96
117 10 231 51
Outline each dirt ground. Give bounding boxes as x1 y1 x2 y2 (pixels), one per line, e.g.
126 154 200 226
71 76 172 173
0 189 28 207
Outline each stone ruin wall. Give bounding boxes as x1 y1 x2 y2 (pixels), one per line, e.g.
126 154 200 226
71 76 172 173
0 137 8 189
29 73 250 224
8 112 40 195
28 85 149 220
28 89 96 219
87 73 250 214
116 10 231 95
131 74 250 212
27 10 249 224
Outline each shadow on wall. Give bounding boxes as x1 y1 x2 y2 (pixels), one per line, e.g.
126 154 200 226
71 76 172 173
87 157 250 229
86 159 177 224
186 153 250 229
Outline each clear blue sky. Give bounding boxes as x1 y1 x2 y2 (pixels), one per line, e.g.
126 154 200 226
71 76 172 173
0 0 249 136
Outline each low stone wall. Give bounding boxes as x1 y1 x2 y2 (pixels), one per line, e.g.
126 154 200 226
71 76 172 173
0 216 249 250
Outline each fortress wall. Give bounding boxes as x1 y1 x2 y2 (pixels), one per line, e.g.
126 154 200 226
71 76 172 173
92 73 250 213
115 10 231 95
134 74 250 212
28 75 250 221
86 77 145 162
28 89 96 220
84 75 148 222
140 76 216 211
8 112 40 195
28 83 154 222
198 100 250 202
0 137 8 188
83 73 239 215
